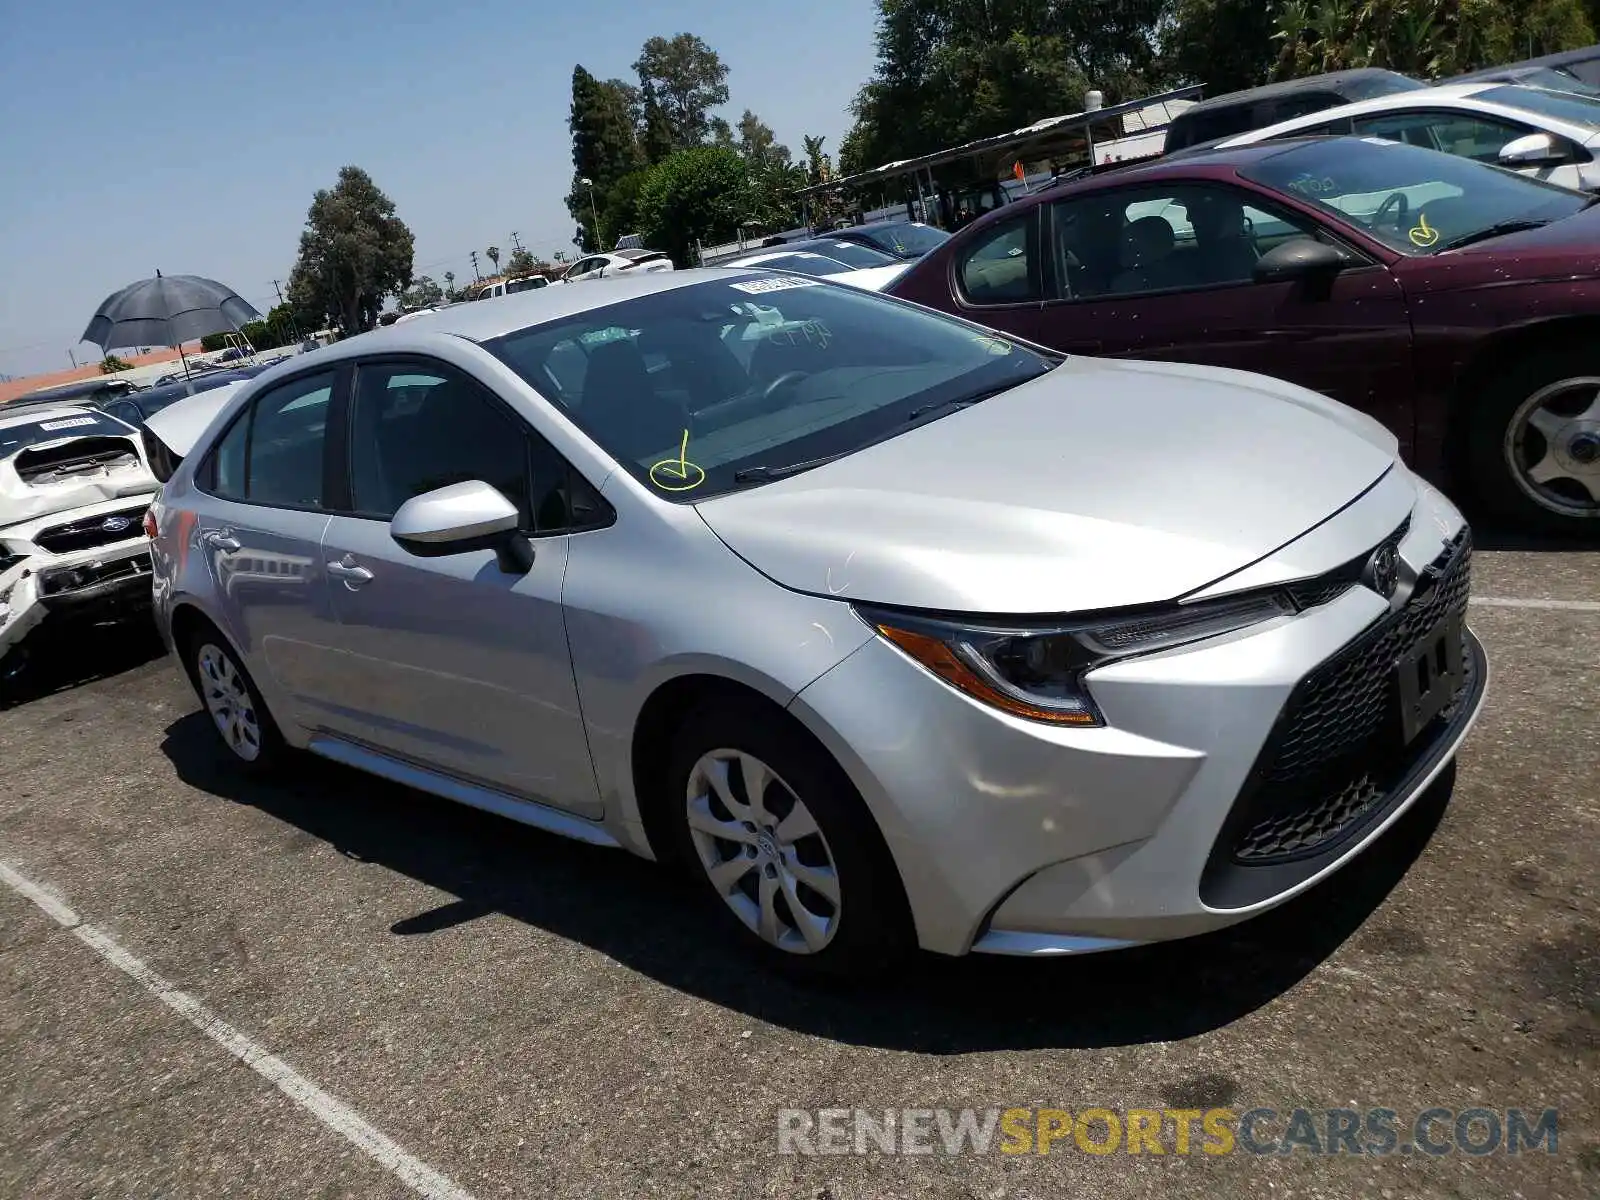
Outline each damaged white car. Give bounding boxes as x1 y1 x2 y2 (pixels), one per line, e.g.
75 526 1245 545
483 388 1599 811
0 406 160 673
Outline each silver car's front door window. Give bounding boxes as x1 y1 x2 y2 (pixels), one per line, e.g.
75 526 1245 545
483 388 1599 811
317 360 601 817
193 371 340 728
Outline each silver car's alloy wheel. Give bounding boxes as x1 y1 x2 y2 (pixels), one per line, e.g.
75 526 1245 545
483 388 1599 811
685 749 842 955
1504 377 1600 519
196 643 262 762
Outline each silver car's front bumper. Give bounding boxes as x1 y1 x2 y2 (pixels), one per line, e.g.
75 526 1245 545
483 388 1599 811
790 491 1488 958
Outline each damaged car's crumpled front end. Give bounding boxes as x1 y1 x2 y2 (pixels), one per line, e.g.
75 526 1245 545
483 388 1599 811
0 406 160 669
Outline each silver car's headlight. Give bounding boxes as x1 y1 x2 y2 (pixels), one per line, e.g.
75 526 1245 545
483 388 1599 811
856 592 1294 728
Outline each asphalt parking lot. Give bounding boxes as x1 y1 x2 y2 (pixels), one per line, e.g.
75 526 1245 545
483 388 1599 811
0 535 1595 1200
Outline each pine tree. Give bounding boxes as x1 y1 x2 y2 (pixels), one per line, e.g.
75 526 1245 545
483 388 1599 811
567 65 645 245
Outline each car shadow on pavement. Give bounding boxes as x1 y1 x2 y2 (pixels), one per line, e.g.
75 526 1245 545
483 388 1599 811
0 620 166 712
1467 520 1600 553
161 711 1452 1053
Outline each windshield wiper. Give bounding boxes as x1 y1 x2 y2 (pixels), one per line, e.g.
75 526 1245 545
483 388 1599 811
1438 219 1550 251
732 451 853 485
905 380 1030 422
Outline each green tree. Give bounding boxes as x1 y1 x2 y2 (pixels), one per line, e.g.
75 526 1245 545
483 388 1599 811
443 270 457 300
635 145 750 264
746 157 808 230
1164 0 1278 93
566 65 646 250
637 80 677 164
602 168 653 242
399 275 444 309
505 247 537 275
1273 0 1593 79
632 33 731 150
736 109 789 166
99 354 133 373
485 246 501 276
287 166 414 334
842 0 1166 170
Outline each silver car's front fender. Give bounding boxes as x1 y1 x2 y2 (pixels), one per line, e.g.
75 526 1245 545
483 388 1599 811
563 487 873 858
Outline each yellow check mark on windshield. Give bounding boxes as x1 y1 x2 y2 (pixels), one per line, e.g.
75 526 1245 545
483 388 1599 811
650 429 706 492
1409 213 1438 248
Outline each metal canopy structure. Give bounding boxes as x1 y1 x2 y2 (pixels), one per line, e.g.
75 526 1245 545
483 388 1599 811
796 84 1205 200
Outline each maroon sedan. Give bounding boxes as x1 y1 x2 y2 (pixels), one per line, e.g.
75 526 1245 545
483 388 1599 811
888 136 1600 533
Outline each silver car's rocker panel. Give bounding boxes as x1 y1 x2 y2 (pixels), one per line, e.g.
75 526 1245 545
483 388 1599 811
307 735 622 847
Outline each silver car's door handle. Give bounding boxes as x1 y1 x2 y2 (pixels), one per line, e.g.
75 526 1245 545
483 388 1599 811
327 557 374 587
205 532 241 552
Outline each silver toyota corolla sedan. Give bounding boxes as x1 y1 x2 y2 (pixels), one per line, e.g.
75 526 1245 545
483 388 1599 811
148 269 1488 979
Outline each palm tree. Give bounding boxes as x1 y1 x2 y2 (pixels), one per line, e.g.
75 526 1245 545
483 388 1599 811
444 270 455 300
1311 0 1356 71
485 246 501 277
1387 4 1441 76
1273 0 1316 75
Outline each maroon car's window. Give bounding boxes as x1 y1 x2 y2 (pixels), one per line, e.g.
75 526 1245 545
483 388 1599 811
957 214 1041 305
1049 185 1318 300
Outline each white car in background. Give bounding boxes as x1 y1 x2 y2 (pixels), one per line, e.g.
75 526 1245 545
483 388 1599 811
559 249 675 283
0 406 161 672
717 249 910 292
1215 82 1600 191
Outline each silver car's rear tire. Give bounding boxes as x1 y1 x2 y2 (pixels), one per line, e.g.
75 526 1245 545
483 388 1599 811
182 626 286 772
667 700 912 981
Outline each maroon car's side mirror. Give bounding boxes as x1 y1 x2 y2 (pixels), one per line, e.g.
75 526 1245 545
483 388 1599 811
1253 238 1349 290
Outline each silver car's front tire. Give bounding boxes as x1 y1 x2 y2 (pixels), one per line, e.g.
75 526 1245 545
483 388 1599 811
667 700 912 981
685 749 843 955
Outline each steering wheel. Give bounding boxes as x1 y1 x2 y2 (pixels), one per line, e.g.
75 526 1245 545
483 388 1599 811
760 370 808 406
1372 190 1410 233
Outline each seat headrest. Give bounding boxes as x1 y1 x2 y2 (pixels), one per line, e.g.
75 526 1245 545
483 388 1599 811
1122 216 1175 266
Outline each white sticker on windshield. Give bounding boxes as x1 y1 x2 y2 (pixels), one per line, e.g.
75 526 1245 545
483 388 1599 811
39 417 98 431
729 275 822 295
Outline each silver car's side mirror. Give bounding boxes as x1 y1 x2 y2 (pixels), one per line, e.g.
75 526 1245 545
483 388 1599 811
390 480 533 573
1498 132 1565 167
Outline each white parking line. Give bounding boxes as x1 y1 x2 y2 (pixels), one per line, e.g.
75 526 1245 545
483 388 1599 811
0 857 477 1200
1471 596 1600 613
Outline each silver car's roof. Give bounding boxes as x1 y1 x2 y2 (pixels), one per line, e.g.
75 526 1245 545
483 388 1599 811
328 270 760 351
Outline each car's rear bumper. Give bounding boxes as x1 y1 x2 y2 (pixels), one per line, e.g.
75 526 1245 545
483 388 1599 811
790 487 1486 958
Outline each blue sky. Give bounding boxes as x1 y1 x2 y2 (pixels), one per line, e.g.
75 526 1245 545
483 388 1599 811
0 0 879 378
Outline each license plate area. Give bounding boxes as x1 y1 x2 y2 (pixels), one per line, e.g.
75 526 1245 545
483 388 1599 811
1397 612 1464 744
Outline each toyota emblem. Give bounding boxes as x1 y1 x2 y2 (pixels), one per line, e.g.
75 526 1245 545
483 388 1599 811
101 515 133 534
1364 543 1400 599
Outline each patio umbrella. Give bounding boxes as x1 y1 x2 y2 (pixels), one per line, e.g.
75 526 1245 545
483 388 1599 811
81 271 262 390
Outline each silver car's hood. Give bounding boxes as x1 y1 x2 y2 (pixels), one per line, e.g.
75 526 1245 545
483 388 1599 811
695 357 1403 614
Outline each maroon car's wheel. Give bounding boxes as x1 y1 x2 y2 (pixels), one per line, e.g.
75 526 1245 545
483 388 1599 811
1470 350 1600 534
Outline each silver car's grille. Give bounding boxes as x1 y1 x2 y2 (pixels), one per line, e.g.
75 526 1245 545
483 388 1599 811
1201 529 1475 905
1282 518 1410 613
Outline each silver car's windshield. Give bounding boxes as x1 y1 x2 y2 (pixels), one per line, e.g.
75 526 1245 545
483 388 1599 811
483 276 1057 501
